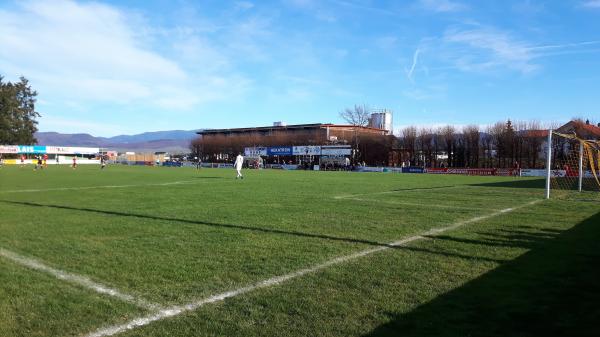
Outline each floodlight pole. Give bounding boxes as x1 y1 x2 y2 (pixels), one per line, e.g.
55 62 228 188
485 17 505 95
578 141 584 192
545 129 552 199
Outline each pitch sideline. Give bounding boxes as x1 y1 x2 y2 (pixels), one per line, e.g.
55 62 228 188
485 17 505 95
84 199 542 337
0 248 159 310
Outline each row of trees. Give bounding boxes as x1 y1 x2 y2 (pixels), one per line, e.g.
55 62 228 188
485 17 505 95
338 104 554 168
397 120 552 169
0 76 40 145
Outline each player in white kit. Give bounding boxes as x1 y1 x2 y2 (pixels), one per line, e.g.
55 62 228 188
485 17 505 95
234 153 244 179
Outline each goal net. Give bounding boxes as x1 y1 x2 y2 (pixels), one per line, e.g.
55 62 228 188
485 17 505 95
547 130 600 199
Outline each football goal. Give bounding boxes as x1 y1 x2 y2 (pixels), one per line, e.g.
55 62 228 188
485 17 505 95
545 130 600 199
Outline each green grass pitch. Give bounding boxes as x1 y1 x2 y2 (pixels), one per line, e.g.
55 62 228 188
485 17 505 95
0 164 598 337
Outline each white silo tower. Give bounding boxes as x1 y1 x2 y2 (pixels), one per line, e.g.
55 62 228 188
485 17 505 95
369 109 393 133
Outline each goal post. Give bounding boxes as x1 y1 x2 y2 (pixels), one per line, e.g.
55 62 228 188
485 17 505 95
545 129 600 199
545 129 552 199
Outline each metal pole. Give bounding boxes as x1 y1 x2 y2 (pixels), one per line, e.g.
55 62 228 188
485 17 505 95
578 141 584 192
545 129 553 199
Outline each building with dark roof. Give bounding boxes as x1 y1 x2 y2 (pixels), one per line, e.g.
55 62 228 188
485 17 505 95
195 123 392 165
198 123 388 143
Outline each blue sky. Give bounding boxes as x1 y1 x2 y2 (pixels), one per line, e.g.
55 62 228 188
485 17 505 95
1 0 599 136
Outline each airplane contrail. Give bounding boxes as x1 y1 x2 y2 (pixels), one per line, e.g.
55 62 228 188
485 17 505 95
407 48 421 82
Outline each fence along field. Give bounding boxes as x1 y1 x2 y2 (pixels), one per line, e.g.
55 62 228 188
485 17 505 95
0 165 598 337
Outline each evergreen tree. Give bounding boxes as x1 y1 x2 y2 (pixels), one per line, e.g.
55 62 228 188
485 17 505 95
0 75 40 144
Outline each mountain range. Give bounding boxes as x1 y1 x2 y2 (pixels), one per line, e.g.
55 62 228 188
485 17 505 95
35 130 200 153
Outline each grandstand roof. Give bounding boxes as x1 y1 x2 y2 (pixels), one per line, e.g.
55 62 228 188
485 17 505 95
198 123 387 135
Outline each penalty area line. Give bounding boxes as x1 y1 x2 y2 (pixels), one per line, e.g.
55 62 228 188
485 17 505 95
84 199 542 337
0 248 159 311
339 197 494 211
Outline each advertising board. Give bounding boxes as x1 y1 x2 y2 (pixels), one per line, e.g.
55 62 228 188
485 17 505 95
0 145 18 154
425 168 448 174
426 168 517 176
292 146 321 156
244 147 267 156
267 146 293 156
357 166 384 172
401 167 425 173
495 169 520 176
46 146 99 155
17 145 47 154
321 146 351 156
1 145 100 155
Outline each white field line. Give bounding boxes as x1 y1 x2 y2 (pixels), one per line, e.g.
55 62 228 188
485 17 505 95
0 180 215 194
85 199 542 337
333 185 540 200
333 185 463 199
340 197 493 211
0 248 159 311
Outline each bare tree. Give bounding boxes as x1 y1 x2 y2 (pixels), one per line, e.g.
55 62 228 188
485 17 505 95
481 127 494 168
189 136 203 159
339 104 371 126
488 122 505 167
339 104 371 164
440 125 455 167
401 126 417 166
462 125 480 167
418 128 434 167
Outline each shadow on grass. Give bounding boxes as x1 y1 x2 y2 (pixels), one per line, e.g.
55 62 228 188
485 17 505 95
363 211 600 337
427 228 565 250
0 200 511 264
1 200 385 247
469 178 546 189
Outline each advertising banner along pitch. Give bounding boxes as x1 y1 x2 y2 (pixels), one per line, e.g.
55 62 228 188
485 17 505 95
244 147 268 156
17 145 47 154
292 146 321 156
267 146 293 156
321 146 352 156
1 145 100 155
0 145 19 154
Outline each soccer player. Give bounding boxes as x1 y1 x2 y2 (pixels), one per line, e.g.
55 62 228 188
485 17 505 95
234 153 244 179
0 154 4 168
20 154 26 168
72 156 77 169
35 156 43 170
100 156 106 170
43 154 48 168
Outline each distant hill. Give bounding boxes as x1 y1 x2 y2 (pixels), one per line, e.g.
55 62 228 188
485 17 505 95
107 130 199 144
35 130 200 153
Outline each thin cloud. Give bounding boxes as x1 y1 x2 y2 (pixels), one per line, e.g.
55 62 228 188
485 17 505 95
234 1 255 11
443 27 538 73
527 40 600 52
420 0 468 12
330 0 398 16
441 26 600 74
581 0 600 8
